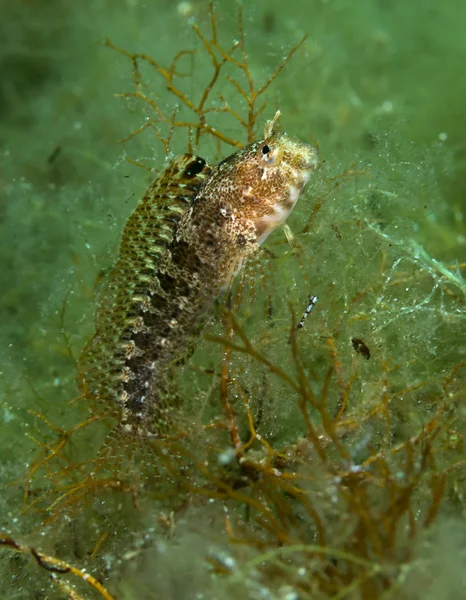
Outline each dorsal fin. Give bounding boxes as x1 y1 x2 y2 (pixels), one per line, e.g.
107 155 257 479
96 153 211 323
79 154 211 410
118 154 211 270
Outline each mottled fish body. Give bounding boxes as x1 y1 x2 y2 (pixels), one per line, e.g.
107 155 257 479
79 118 318 436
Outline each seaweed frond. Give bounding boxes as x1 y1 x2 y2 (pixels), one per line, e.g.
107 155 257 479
104 0 306 157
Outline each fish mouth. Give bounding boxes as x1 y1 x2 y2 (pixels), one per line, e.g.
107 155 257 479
288 144 318 176
298 150 319 184
302 146 319 171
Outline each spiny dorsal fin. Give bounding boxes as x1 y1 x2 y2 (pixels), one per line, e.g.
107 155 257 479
119 154 211 267
97 153 211 318
79 154 211 408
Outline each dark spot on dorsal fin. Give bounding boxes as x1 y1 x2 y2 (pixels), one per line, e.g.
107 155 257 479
184 157 206 177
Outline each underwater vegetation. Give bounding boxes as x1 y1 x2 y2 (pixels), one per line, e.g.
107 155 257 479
1 0 466 598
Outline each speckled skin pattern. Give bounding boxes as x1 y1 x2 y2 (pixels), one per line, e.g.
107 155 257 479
79 128 318 436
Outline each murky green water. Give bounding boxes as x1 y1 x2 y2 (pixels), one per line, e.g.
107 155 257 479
1 1 465 598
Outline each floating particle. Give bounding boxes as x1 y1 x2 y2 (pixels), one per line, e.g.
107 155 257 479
351 337 371 360
47 145 62 164
331 223 342 240
297 295 318 329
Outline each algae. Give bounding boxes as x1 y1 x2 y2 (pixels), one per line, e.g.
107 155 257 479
0 0 465 598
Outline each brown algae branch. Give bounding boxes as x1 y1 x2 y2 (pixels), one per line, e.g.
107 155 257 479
198 1 308 141
105 0 308 149
0 532 115 600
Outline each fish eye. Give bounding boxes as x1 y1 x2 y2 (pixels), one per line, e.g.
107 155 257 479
261 143 276 165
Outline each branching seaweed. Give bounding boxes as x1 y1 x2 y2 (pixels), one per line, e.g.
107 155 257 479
200 307 461 598
0 531 115 600
104 0 306 157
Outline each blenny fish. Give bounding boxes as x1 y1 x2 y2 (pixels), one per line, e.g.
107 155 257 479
79 113 318 437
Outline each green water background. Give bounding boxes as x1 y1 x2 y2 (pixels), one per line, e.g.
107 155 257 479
1 0 465 598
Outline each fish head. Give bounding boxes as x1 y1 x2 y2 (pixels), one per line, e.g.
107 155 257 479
210 128 318 245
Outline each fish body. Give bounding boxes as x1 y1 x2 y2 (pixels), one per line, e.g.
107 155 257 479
79 121 318 436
